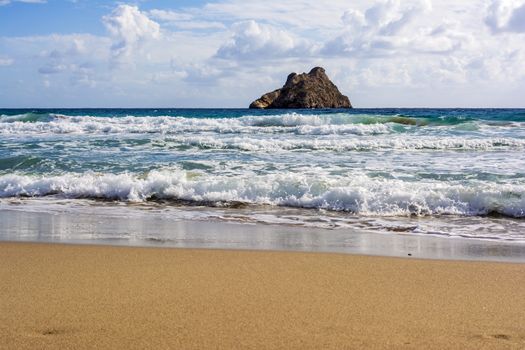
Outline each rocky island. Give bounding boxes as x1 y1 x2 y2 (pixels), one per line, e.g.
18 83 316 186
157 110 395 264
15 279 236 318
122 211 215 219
249 67 352 109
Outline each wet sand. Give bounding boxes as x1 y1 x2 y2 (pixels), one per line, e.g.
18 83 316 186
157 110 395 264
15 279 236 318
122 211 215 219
3 208 525 262
1 242 525 349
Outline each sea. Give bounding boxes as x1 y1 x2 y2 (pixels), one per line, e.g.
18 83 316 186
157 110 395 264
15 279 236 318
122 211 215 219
1 108 525 256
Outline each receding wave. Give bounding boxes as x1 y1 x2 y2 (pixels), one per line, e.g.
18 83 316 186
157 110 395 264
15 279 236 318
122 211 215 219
1 171 524 218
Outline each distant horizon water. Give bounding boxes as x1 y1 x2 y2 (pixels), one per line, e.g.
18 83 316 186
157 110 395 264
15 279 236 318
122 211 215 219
2 107 525 110
1 107 525 243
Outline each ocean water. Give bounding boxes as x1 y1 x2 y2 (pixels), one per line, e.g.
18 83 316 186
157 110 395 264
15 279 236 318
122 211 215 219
1 108 525 243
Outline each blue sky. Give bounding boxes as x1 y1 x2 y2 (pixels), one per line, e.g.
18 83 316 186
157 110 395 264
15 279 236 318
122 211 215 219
1 0 525 108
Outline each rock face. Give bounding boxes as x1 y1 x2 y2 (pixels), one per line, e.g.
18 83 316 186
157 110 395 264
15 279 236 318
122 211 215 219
249 67 352 109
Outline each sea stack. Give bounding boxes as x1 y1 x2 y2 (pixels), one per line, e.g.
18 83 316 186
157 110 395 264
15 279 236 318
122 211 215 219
249 67 352 109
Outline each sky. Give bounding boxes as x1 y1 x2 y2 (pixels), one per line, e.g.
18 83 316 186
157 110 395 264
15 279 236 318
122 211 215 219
0 0 525 108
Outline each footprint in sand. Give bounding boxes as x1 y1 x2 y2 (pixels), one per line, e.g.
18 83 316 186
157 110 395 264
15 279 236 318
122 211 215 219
26 327 74 338
491 334 511 340
41 328 66 336
474 333 513 342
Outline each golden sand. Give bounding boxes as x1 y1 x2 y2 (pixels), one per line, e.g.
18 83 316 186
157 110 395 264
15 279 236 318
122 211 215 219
1 242 524 349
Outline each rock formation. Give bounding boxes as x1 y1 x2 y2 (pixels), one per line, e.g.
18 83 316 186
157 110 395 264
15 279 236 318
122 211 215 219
249 67 352 109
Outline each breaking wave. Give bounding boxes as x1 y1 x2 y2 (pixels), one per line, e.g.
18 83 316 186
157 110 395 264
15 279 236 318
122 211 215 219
0 113 399 135
0 112 467 136
161 135 525 151
1 171 524 218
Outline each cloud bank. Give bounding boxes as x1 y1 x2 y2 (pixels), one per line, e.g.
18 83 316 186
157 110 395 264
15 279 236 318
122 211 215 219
1 0 525 107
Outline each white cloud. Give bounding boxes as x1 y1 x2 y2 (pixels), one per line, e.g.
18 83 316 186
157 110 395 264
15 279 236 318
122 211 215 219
202 0 352 30
322 0 456 56
485 0 525 33
148 9 194 22
38 63 68 74
0 0 46 5
69 62 98 88
1 33 110 95
102 5 160 61
216 20 311 60
0 56 14 66
181 62 224 83
174 21 225 30
148 9 225 30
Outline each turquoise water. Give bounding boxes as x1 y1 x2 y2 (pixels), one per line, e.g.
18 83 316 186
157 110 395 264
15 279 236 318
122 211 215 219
1 108 525 241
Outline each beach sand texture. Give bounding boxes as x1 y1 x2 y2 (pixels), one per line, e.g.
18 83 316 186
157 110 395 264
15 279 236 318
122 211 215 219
1 242 524 349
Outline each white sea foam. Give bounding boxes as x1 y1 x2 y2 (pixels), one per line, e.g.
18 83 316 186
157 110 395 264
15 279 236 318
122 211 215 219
0 113 398 136
161 134 525 151
2 113 523 145
1 171 524 218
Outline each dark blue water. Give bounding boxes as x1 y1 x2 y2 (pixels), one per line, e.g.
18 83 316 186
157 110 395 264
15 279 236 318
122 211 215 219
2 108 525 121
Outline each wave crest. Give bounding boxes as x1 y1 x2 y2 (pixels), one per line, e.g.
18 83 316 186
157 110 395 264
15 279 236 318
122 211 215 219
1 171 524 218
161 135 525 151
0 113 400 136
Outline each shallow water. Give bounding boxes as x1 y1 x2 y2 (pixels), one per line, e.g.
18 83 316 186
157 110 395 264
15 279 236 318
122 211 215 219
1 108 524 242
2 207 525 262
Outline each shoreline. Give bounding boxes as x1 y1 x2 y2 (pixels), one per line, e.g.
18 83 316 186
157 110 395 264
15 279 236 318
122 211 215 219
3 239 525 265
2 241 525 349
2 207 525 263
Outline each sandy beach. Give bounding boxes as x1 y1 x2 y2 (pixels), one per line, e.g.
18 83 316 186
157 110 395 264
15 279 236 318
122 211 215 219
1 242 524 349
